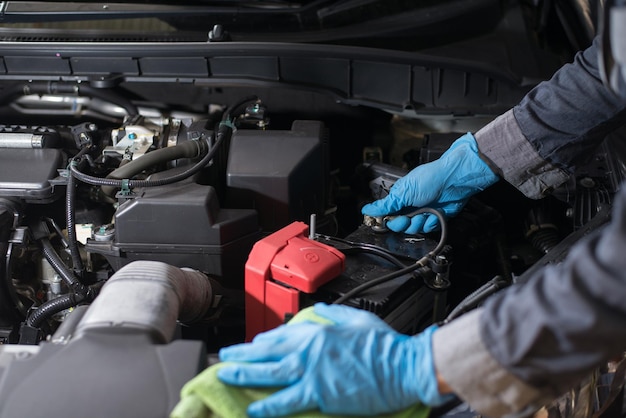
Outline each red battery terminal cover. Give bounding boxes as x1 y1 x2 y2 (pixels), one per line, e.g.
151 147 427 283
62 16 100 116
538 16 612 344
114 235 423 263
245 221 345 341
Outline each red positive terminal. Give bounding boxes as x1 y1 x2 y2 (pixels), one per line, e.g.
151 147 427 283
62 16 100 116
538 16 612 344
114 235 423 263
245 221 345 341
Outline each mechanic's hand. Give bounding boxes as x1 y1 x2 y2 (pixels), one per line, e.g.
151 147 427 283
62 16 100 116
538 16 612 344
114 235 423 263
218 303 451 417
362 132 499 234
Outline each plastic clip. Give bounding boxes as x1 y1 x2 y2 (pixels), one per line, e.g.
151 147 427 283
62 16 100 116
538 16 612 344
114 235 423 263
219 119 236 131
120 179 132 196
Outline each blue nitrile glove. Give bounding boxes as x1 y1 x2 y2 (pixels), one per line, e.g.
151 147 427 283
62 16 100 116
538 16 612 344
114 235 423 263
218 303 452 417
362 133 499 234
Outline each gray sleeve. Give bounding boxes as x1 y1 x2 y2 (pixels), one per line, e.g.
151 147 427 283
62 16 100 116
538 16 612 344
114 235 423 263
435 186 626 415
433 310 554 417
474 110 570 199
474 37 626 199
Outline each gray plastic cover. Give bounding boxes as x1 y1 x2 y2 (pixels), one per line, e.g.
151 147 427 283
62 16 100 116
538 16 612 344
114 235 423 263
0 149 63 201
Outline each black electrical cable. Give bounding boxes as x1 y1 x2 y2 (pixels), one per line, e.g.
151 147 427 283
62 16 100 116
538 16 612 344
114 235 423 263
404 207 448 256
66 158 85 276
64 143 95 280
444 275 510 323
315 234 409 268
100 139 204 198
333 264 427 305
332 207 447 305
315 235 407 268
70 134 218 188
43 217 68 248
340 246 407 269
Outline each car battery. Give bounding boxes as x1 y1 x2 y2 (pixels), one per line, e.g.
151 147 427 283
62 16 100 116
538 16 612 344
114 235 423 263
245 221 441 340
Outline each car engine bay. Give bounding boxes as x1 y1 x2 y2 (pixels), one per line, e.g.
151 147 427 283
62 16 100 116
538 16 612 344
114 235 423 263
0 0 622 415
0 87 623 416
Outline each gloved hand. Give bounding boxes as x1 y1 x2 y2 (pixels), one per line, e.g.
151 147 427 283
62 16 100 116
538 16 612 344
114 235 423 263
218 303 452 417
362 133 499 234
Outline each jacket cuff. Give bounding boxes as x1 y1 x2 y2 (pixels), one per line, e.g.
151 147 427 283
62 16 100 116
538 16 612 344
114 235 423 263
474 109 571 199
433 310 553 417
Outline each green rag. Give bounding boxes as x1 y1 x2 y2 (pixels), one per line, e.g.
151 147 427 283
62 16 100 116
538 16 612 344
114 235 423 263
170 307 431 418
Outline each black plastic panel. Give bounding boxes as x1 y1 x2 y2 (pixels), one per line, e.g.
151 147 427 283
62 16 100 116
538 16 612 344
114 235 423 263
226 120 327 231
4 56 69 74
280 57 349 95
71 57 139 75
209 56 279 80
352 61 411 106
0 41 538 115
434 69 497 108
139 57 208 77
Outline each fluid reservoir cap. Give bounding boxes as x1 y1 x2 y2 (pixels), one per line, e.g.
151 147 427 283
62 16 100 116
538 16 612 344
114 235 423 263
92 224 115 242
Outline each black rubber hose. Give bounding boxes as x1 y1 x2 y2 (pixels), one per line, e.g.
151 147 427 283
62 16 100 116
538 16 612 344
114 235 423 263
70 130 224 189
39 238 82 290
72 97 244 191
100 139 204 197
27 292 86 328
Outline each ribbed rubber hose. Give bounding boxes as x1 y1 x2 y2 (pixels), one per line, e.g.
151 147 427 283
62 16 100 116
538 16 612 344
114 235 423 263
65 145 93 277
39 238 81 290
27 292 86 328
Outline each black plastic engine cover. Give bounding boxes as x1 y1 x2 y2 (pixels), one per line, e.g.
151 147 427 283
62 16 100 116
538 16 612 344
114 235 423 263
226 120 327 232
0 329 206 418
86 181 260 283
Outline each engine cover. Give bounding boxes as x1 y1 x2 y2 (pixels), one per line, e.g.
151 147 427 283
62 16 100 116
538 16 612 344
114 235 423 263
0 149 63 202
86 180 260 283
0 331 205 418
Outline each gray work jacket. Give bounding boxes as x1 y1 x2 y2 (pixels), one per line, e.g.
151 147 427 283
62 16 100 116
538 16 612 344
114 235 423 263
433 37 626 416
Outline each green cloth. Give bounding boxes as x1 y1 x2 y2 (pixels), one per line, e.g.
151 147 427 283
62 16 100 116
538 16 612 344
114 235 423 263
170 307 431 418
